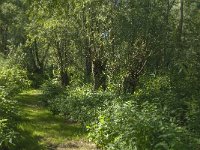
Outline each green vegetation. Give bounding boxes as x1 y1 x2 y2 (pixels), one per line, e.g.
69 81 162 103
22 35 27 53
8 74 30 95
0 57 29 149
43 77 200 149
15 90 89 150
1 0 200 149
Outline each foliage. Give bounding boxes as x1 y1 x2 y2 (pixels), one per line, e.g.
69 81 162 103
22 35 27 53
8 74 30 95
0 90 17 149
44 75 200 149
46 85 115 126
86 75 200 149
0 97 17 149
41 80 64 99
0 0 200 149
0 58 30 149
88 101 199 150
0 62 30 97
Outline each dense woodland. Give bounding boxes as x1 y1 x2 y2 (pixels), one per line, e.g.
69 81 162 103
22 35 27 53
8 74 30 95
0 0 200 149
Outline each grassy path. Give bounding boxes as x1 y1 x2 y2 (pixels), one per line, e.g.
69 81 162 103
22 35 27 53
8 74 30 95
15 90 96 150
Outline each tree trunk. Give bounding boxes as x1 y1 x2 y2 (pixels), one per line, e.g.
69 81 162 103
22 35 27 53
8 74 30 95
93 59 107 91
56 41 70 87
34 39 44 74
177 0 184 45
123 57 147 94
28 39 44 75
60 68 70 87
123 72 138 94
0 25 8 55
84 40 93 83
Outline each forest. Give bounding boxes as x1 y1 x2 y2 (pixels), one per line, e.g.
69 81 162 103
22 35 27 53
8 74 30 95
0 0 200 149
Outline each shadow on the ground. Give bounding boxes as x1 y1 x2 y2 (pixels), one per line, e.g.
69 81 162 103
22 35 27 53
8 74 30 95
14 90 86 150
14 130 45 150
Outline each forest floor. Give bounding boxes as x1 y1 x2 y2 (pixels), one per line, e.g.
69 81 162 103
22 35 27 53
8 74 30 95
15 90 96 150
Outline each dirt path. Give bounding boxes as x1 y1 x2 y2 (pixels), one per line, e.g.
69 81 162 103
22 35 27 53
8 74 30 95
15 90 96 150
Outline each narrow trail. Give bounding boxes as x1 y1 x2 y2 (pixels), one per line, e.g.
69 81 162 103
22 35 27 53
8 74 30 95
15 90 96 150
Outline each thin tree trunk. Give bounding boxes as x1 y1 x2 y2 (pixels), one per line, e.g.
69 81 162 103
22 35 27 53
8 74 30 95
123 59 147 94
33 39 43 74
177 0 184 45
123 72 138 94
85 45 92 83
1 25 8 55
56 41 70 87
93 59 107 91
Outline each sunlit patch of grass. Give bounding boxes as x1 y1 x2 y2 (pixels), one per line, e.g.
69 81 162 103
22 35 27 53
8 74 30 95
15 89 87 149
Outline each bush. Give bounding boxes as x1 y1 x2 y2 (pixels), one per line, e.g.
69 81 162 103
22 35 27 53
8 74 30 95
0 64 30 97
138 76 189 126
0 92 18 149
44 75 200 149
88 101 199 150
41 80 64 106
41 80 64 98
50 87 115 125
0 119 16 149
27 72 47 88
187 97 200 134
0 58 30 149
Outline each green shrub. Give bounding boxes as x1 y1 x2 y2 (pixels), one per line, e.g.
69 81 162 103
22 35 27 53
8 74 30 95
138 76 175 106
27 72 47 88
41 80 64 106
0 64 30 97
0 59 30 149
0 96 18 122
0 119 16 149
187 97 200 134
44 75 200 149
88 101 199 150
41 80 64 97
0 92 18 149
138 75 190 126
47 86 115 126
